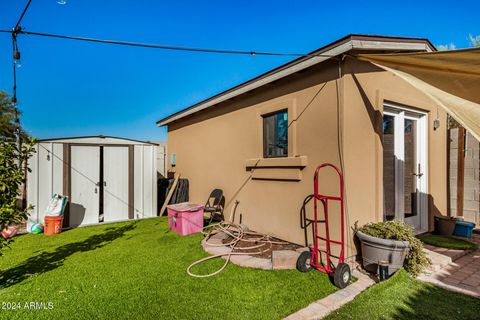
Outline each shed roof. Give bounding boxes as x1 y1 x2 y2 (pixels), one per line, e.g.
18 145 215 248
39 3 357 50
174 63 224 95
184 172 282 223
156 34 435 127
38 135 159 146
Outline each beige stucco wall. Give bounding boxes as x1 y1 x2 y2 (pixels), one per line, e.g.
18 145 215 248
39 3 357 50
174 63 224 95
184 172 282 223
167 58 447 259
342 59 448 239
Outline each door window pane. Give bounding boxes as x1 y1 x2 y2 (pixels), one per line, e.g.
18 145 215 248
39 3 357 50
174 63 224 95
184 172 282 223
404 119 417 217
263 110 288 158
383 115 395 221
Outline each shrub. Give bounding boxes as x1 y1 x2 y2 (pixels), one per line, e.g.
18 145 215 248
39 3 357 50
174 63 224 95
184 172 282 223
356 220 430 277
0 138 35 255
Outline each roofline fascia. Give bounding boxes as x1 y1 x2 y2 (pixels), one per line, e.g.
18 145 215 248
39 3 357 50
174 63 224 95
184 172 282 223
156 36 433 127
37 135 159 146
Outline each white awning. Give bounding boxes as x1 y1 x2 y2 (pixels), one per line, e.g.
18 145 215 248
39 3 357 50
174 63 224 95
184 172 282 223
357 48 480 140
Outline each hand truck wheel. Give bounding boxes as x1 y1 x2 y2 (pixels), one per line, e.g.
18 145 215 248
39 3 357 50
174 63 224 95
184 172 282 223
332 263 351 289
296 251 313 272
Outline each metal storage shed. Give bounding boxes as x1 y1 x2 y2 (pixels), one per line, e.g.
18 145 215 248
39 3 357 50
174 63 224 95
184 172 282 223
27 136 159 231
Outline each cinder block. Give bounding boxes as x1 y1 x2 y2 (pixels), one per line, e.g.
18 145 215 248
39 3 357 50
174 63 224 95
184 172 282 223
464 168 475 178
449 152 458 162
466 133 479 148
463 200 480 211
463 211 479 226
464 158 478 169
462 188 476 201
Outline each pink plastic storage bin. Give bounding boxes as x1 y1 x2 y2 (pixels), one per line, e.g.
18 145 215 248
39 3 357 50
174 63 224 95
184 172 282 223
167 202 204 236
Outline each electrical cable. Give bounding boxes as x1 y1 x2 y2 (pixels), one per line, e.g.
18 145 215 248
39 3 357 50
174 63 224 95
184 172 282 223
14 0 32 30
0 29 338 59
336 56 356 264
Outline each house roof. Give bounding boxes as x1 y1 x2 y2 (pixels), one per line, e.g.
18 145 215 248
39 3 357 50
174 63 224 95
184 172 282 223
156 34 436 127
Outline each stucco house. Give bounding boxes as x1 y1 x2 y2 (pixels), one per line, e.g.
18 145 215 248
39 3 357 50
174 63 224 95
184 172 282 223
156 34 447 259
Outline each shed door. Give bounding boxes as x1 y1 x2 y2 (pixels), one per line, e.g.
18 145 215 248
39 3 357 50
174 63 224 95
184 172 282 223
70 146 100 226
103 146 130 222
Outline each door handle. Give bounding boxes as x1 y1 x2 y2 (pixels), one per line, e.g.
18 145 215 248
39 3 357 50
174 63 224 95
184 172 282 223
412 164 423 177
94 187 98 194
103 181 107 187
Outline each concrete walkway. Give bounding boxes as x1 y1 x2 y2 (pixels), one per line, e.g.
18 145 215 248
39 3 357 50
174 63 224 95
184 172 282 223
284 269 375 320
419 234 480 298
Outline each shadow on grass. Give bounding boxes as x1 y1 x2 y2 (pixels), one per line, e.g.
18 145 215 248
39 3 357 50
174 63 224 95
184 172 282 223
390 282 480 320
0 223 136 289
327 270 480 320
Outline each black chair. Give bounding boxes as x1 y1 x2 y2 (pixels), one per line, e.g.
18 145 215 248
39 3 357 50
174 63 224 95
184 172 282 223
204 189 225 225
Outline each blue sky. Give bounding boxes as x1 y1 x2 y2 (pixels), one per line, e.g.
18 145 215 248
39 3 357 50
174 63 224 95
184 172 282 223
0 1 478 142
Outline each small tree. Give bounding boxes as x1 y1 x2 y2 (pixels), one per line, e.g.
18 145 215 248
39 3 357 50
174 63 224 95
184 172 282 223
0 140 35 255
468 34 480 48
0 90 35 255
0 92 19 140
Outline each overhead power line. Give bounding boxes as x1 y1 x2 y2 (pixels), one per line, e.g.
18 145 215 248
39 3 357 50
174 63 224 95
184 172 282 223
0 28 337 59
14 0 32 30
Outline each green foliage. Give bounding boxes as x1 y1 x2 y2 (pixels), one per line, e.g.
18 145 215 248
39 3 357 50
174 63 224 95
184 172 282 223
436 33 479 51
436 43 456 51
0 91 18 140
0 138 35 255
420 234 477 250
0 91 29 141
356 220 430 277
468 34 480 48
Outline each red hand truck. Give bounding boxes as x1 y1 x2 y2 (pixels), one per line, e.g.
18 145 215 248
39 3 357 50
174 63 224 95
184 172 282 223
296 163 351 289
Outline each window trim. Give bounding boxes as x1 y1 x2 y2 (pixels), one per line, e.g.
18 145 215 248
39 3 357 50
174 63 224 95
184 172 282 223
262 108 288 159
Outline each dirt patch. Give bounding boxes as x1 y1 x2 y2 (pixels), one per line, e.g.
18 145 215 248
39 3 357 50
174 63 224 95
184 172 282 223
222 234 301 259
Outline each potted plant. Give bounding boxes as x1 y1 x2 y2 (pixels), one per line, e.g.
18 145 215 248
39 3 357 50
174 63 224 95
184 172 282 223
355 220 429 277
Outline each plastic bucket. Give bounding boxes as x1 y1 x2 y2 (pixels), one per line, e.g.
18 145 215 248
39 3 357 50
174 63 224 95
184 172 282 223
454 220 476 238
44 216 64 236
434 216 457 236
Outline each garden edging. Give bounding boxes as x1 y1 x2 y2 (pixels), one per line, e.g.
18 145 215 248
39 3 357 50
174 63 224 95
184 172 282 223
284 269 376 320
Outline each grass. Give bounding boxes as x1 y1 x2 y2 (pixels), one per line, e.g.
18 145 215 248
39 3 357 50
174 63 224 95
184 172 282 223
325 269 480 320
0 217 337 319
419 234 477 250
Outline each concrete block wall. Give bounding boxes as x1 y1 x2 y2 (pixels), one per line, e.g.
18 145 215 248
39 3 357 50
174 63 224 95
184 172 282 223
449 128 480 227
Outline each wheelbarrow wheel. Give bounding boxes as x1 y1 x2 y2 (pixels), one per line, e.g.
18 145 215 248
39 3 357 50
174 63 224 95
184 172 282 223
332 263 351 289
296 251 313 272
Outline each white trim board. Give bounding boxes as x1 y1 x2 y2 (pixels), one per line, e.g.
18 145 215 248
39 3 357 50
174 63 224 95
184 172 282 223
157 38 433 127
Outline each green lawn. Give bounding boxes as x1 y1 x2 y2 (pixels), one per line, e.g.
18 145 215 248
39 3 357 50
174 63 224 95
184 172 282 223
419 234 477 250
0 217 336 319
325 269 480 320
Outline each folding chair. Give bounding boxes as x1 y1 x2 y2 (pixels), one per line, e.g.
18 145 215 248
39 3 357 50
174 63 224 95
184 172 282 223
204 189 225 225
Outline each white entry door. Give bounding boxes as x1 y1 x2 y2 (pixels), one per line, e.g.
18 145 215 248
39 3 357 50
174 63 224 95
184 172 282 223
103 147 130 222
383 104 428 233
70 146 100 226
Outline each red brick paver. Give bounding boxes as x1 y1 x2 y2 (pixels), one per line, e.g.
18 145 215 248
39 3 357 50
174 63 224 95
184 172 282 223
420 233 480 298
